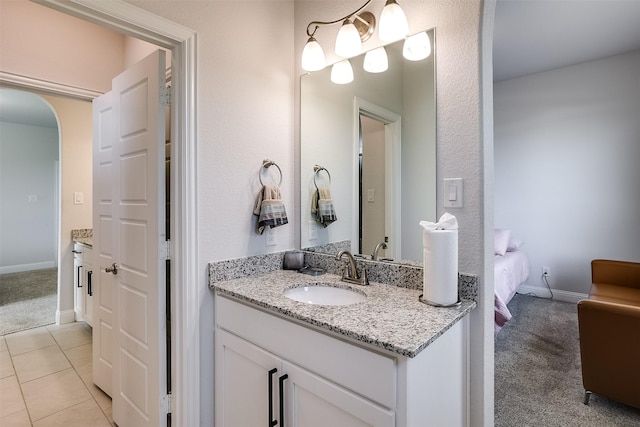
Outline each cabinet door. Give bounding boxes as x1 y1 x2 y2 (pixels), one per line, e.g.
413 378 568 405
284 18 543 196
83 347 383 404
284 362 395 427
73 245 84 322
216 330 283 427
83 257 94 327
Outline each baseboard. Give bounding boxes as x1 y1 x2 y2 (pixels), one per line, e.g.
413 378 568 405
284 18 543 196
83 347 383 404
517 284 588 304
56 309 76 325
0 261 56 275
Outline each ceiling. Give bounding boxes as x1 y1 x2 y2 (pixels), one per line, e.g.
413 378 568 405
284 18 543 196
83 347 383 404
3 1 640 125
493 0 640 82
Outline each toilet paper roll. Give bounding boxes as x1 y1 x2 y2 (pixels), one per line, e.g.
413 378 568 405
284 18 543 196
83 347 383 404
422 229 458 305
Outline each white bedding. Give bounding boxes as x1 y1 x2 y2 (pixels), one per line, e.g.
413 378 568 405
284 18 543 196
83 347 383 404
494 250 530 334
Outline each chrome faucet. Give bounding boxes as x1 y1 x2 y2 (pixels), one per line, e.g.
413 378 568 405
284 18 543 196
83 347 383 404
335 250 368 285
371 241 388 260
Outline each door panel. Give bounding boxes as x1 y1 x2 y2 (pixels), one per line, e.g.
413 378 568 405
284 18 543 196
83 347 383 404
92 91 114 396
110 50 167 427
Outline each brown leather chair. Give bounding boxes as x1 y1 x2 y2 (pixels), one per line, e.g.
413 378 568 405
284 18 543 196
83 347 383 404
577 259 640 409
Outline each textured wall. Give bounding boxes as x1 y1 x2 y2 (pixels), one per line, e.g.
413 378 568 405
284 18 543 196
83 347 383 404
495 49 640 296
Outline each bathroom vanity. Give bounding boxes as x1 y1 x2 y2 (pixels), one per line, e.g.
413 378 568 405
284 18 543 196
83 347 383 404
213 270 474 427
72 240 94 326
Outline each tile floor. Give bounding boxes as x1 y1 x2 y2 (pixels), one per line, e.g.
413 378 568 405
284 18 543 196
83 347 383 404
0 323 113 426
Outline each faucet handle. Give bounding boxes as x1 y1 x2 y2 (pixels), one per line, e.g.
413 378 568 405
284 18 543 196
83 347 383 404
360 266 369 285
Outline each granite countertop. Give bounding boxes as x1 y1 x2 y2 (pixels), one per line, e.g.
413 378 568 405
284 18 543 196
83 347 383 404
212 269 475 358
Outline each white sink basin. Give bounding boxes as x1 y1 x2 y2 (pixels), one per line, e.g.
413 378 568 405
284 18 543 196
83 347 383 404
283 284 366 306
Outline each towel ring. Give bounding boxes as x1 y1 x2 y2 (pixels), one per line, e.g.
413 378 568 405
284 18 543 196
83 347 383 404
313 165 331 189
259 159 282 187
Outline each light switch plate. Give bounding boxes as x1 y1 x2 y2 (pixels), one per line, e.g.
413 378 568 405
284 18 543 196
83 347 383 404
73 192 84 205
266 228 277 246
443 178 463 208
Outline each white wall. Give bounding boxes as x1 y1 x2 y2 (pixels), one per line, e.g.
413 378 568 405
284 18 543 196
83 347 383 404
296 1 490 424
2 1 490 425
41 94 94 321
125 2 296 425
494 49 640 296
0 120 58 272
0 0 124 93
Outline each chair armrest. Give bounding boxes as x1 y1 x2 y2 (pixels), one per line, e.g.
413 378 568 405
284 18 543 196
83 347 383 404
591 259 640 290
577 299 640 409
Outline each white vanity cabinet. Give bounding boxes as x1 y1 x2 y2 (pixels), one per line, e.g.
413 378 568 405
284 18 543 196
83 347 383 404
215 294 469 427
82 245 94 327
72 242 94 327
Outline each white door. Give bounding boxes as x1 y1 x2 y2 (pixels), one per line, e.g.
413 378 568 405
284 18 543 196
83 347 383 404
100 50 168 427
92 90 115 396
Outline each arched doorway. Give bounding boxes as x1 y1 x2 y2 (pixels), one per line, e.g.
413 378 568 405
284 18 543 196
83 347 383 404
0 88 60 335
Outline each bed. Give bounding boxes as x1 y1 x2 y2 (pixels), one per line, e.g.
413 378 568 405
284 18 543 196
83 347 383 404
494 229 530 334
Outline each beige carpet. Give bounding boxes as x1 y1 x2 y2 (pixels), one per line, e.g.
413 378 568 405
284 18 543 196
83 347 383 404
0 268 57 336
495 294 640 426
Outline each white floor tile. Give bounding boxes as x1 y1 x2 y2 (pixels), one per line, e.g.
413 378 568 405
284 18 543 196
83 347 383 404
63 343 92 369
32 398 111 427
13 345 70 384
0 408 31 427
0 375 26 418
49 323 91 351
21 368 92 422
0 350 15 379
5 327 56 356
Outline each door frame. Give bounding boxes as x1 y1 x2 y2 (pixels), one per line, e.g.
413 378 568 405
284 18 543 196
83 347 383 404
32 1 199 425
353 97 401 260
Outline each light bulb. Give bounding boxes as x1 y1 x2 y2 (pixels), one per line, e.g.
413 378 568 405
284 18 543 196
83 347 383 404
403 31 431 61
335 19 362 58
301 36 326 72
363 47 388 73
331 60 354 84
379 0 409 42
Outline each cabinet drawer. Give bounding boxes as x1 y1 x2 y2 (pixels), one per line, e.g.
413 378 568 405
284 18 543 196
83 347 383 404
216 295 397 409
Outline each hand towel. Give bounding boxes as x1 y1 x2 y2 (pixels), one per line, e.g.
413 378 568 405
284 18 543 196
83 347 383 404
311 187 337 228
253 185 288 234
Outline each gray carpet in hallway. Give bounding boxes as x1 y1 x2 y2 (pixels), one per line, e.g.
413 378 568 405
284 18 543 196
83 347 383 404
495 293 640 426
0 268 57 335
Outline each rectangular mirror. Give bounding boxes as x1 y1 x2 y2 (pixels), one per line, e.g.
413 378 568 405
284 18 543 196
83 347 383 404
300 28 437 264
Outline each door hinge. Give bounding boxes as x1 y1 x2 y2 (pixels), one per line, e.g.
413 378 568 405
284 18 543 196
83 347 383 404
160 240 171 261
161 392 174 414
160 85 171 106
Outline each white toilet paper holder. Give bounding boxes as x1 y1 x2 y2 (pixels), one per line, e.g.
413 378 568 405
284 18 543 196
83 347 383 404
418 294 462 308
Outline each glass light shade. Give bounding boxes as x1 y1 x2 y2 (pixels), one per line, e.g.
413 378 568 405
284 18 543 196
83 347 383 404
403 31 431 61
363 47 388 73
331 60 354 84
335 19 362 58
301 37 326 72
378 0 409 42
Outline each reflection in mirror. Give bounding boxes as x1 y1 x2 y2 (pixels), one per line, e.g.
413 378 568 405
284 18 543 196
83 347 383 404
301 29 436 264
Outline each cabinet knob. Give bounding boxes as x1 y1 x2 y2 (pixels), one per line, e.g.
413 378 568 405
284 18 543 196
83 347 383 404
105 263 118 275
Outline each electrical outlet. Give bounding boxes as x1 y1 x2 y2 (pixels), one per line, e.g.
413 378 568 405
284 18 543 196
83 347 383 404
542 266 550 276
308 222 318 240
266 228 277 247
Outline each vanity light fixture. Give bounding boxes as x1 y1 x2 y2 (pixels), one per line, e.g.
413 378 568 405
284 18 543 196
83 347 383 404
378 0 409 42
403 31 431 61
301 0 408 72
363 46 389 73
331 59 355 84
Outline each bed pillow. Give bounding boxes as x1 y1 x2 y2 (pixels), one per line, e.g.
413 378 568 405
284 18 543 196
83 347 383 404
494 229 511 256
507 236 524 252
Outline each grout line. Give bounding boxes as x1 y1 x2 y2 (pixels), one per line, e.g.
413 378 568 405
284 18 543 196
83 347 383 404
3 324 112 426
